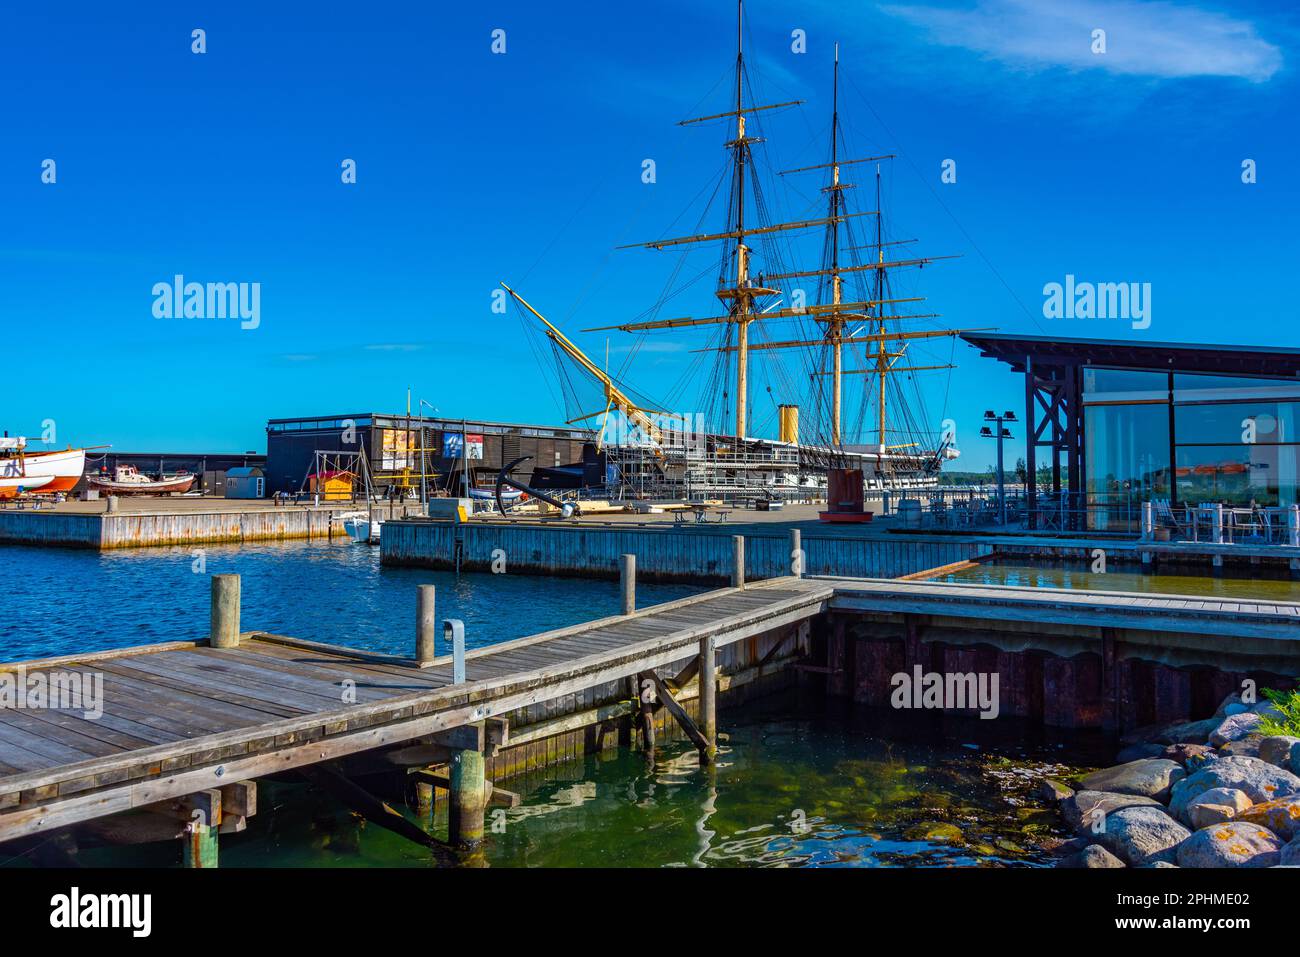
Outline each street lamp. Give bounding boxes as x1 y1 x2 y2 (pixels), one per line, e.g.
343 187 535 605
980 410 1017 525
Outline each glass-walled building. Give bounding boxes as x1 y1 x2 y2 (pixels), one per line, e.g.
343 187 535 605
962 334 1300 531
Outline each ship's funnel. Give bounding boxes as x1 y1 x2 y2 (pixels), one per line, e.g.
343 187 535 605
778 404 799 445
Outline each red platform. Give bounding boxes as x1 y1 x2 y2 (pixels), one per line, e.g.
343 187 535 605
818 510 874 523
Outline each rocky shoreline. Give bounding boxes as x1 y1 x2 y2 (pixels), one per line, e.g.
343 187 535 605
1042 695 1300 868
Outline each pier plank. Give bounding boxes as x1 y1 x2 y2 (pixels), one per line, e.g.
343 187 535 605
3 574 1297 844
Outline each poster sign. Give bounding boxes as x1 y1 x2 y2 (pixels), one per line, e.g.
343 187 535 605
381 429 414 470
443 433 483 459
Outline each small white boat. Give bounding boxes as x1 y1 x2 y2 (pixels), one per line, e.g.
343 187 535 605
336 511 381 544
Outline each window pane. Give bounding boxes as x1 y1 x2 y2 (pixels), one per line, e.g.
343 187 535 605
1085 404 1171 529
1174 372 1300 403
1175 444 1298 507
1175 401 1299 445
1082 368 1169 403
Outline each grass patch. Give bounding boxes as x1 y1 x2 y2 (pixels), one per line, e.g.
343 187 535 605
1258 688 1300 738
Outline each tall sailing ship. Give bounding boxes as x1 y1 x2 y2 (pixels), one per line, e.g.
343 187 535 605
504 1 977 502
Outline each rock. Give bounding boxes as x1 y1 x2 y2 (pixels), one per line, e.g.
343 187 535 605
1078 759 1186 802
1147 861 1179 868
904 821 962 843
1169 757 1300 824
1060 844 1125 868
1037 778 1074 803
1115 743 1164 764
1123 717 1218 747
1176 822 1282 868
1210 712 1263 746
1293 741 1300 777
1095 806 1191 867
1224 702 1249 716
1237 794 1300 841
1188 787 1252 815
1062 790 1162 834
1283 836 1300 866
1259 735 1300 768
1162 743 1215 769
1218 734 1263 759
1189 804 1236 829
1212 692 1243 721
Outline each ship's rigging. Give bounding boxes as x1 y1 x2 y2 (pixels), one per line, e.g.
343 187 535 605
505 0 986 498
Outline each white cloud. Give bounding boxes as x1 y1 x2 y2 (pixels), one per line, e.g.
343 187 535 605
882 0 1282 83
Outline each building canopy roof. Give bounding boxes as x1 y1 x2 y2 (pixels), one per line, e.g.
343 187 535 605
960 332 1300 377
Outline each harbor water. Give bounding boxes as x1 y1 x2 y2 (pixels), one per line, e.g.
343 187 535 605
46 694 1109 869
933 558 1300 602
0 539 705 661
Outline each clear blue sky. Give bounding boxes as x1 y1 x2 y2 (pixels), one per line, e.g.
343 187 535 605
4 0 1296 470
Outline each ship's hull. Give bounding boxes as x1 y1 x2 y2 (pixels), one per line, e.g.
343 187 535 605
0 475 54 498
87 474 195 495
3 448 87 493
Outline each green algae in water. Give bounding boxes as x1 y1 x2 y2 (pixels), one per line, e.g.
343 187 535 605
51 695 1110 869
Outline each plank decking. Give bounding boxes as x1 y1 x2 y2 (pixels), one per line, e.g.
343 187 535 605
2 575 1297 844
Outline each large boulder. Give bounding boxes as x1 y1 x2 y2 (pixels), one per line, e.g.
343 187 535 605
1283 836 1300 866
1123 717 1218 747
1169 757 1300 824
1176 822 1282 868
1078 759 1186 802
1259 735 1300 768
1060 844 1126 868
1219 735 1263 759
1062 790 1162 834
1186 788 1252 829
1036 778 1074 803
1210 712 1263 746
1114 743 1165 764
1162 743 1215 770
1237 795 1300 841
1094 806 1191 867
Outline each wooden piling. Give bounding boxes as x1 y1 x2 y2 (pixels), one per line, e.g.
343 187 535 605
731 535 745 589
619 553 636 615
210 574 241 649
698 635 717 764
448 749 487 848
416 584 436 666
637 673 656 759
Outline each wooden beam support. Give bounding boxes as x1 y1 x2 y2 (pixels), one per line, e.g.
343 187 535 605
298 763 447 853
646 672 711 755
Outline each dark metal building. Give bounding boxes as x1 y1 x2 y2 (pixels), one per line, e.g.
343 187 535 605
961 333 1300 529
264 413 595 496
84 451 265 495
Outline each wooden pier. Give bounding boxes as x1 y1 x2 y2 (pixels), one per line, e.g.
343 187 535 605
0 574 828 847
3 566 1298 858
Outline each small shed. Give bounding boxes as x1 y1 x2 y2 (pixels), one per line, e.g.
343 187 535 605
307 470 355 501
224 467 265 499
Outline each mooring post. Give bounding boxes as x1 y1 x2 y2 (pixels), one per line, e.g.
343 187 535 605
698 635 717 765
789 528 802 578
180 790 221 868
637 673 656 758
443 619 466 684
105 494 118 514
416 584 436 666
1211 503 1225 545
448 748 487 848
619 553 636 615
731 535 745 589
210 574 241 649
1140 502 1154 540
1289 505 1300 548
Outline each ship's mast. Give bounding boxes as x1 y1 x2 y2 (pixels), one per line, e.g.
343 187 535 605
829 44 844 445
875 164 888 450
732 0 752 443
